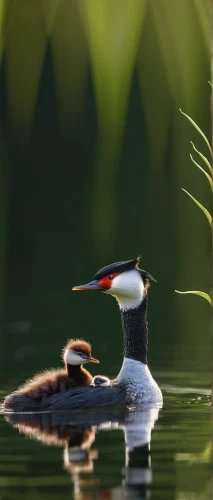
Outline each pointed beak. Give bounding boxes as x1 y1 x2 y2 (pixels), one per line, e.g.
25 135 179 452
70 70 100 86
87 356 99 364
72 280 104 291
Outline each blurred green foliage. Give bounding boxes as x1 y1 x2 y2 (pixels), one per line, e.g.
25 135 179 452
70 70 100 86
0 0 211 389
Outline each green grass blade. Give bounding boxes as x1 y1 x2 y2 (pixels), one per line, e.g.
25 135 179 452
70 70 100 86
175 290 211 305
179 109 212 157
182 188 212 227
190 142 212 174
190 154 213 190
208 81 212 88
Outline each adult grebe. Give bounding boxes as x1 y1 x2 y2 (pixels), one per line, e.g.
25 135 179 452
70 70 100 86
4 257 162 411
4 339 99 408
90 375 111 387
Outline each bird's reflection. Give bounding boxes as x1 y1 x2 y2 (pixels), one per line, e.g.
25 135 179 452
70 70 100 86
5 406 160 499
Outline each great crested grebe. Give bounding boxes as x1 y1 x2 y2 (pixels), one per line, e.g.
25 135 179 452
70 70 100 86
4 339 99 407
90 376 111 387
4 257 162 411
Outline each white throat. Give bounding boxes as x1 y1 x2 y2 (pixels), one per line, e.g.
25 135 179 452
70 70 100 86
64 349 83 366
115 294 143 310
105 269 144 311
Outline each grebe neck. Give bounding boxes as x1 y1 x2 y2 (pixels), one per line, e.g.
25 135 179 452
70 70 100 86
66 364 81 378
120 295 148 364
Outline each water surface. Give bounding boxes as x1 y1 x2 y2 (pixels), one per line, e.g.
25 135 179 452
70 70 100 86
1 369 211 500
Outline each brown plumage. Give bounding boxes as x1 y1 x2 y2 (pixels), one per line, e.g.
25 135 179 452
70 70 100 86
8 339 98 401
62 339 91 358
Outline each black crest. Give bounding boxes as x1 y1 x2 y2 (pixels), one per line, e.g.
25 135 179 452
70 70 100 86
94 256 156 283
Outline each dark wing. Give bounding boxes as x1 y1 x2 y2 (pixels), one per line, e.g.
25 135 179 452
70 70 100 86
40 385 128 410
4 385 128 411
4 393 40 411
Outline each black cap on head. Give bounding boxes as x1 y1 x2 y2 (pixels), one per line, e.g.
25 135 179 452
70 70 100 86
94 257 140 280
94 256 156 284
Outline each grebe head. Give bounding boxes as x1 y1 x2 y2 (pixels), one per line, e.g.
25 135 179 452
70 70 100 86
73 257 155 310
90 375 111 387
63 339 99 366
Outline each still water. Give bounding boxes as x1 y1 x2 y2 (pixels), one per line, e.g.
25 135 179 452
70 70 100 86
0 368 211 500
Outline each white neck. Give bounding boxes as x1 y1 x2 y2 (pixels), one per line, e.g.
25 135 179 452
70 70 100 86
115 357 150 383
115 294 143 311
115 357 162 403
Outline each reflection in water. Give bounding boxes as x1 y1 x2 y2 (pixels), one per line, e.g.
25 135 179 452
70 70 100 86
5 407 160 499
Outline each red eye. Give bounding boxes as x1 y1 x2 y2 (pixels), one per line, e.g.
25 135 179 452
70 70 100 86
98 272 120 289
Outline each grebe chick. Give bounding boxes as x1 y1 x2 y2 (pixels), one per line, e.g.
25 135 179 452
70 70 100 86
90 375 111 387
4 339 99 403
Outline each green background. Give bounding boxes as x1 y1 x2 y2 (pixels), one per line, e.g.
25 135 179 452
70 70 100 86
0 0 211 390
0 2 211 499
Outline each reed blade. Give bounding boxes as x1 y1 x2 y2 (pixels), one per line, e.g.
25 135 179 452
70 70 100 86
181 188 212 227
175 290 211 305
180 109 212 157
190 154 213 190
190 142 212 174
